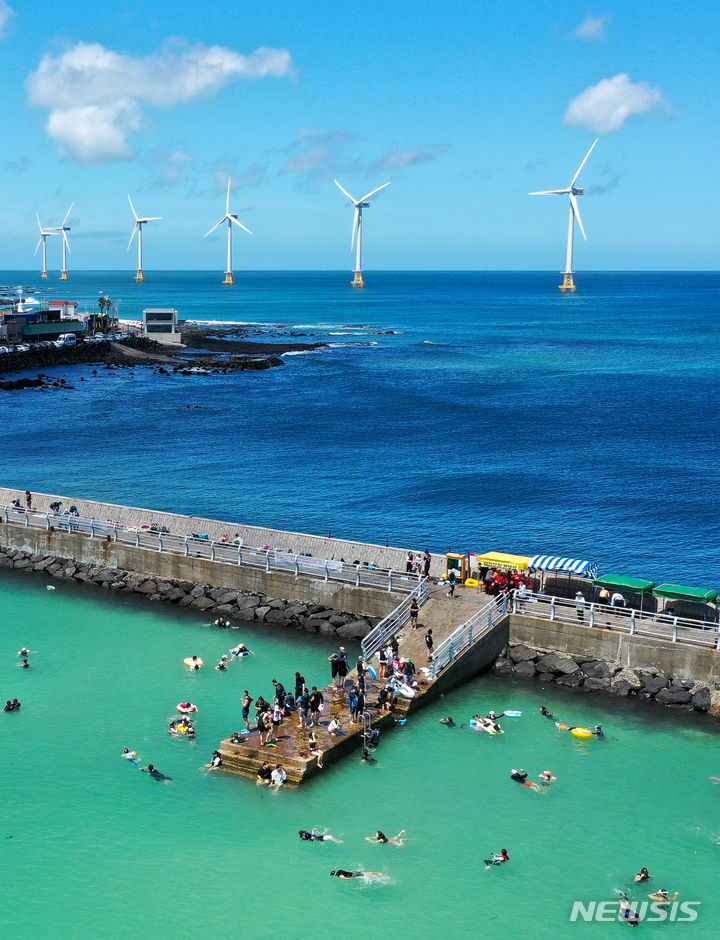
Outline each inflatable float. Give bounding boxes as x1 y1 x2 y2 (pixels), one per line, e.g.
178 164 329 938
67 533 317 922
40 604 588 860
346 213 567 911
367 665 377 680
470 718 504 734
396 683 416 699
184 657 204 670
465 578 480 588
556 721 594 738
177 702 198 714
503 710 522 717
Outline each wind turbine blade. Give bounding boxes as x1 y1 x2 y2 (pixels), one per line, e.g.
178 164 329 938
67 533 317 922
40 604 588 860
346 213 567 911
34 237 42 256
569 193 587 241
128 223 139 250
63 231 71 255
569 138 598 189
62 203 74 226
203 218 225 238
229 217 253 236
358 181 391 202
529 189 568 196
37 212 44 234
145 217 162 222
351 207 359 250
334 179 358 205
128 194 139 220
226 178 231 216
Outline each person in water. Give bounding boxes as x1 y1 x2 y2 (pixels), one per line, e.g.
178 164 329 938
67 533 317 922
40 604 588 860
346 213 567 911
538 770 556 785
330 870 384 880
256 761 272 785
365 829 406 846
510 768 541 791
540 706 555 719
230 643 253 657
122 747 139 764
648 888 679 903
208 750 223 769
270 764 286 788
142 764 171 782
298 828 343 843
593 724 604 737
484 848 510 867
618 892 640 926
188 655 202 670
634 867 651 883
439 716 456 727
19 658 30 669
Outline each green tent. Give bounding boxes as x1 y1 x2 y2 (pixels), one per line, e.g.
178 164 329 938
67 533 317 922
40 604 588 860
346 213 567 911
652 584 718 604
592 575 656 594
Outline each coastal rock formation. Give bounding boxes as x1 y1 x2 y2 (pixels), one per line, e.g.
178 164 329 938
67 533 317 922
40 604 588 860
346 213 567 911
0 544 375 645
496 642 720 715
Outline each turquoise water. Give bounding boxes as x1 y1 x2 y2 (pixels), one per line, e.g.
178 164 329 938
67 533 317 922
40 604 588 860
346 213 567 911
1 571 719 938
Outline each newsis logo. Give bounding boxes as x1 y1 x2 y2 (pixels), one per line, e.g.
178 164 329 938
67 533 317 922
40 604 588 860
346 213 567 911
569 900 700 924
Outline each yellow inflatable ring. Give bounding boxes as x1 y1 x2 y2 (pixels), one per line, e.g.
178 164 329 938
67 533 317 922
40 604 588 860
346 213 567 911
571 727 593 738
465 578 480 588
184 657 204 669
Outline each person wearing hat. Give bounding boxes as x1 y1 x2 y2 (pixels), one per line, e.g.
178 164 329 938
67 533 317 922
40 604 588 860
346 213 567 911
575 591 586 622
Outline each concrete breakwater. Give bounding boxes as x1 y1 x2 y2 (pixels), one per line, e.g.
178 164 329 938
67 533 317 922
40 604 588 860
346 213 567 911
495 642 720 715
0 543 383 641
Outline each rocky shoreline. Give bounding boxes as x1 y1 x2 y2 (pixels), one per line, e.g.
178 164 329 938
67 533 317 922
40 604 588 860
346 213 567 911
495 642 720 716
0 544 376 641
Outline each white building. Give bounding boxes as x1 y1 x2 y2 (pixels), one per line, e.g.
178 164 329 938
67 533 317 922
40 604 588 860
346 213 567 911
142 308 181 344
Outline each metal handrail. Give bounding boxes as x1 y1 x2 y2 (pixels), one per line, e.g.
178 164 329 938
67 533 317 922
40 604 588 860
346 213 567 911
361 578 430 661
0 506 421 596
431 595 507 678
514 591 720 650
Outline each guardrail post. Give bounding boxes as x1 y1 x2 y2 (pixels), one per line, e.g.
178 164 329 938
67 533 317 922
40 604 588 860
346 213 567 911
488 606 494 628
630 610 636 635
294 556 299 577
135 531 140 547
716 627 720 651
501 593 507 614
265 552 271 572
158 535 163 552
211 543 216 561
324 563 329 582
237 546 242 566
672 619 678 643
89 520 95 537
355 565 361 587
45 514 50 531
24 510 29 527
550 597 556 621
184 537 189 557
589 604 595 628
388 570 393 593
113 525 118 542
3 507 8 523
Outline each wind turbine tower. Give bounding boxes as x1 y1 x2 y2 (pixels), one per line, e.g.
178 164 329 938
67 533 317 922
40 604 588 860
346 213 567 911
530 139 598 293
34 213 57 279
128 195 161 283
52 204 73 281
334 179 391 287
204 179 253 285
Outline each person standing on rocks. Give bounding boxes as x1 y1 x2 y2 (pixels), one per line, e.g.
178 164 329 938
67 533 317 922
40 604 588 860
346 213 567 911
336 647 349 688
425 628 434 662
297 688 311 728
575 592 586 622
309 686 324 726
294 672 306 699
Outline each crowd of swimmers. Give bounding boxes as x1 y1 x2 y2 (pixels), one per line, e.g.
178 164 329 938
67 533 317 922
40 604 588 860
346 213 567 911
4 646 32 715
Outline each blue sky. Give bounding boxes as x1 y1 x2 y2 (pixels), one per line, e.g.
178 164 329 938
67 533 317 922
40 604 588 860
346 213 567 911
0 0 717 271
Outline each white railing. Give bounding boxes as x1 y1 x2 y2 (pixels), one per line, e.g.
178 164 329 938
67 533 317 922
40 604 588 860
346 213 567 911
431 595 508 678
0 506 422 596
515 591 720 650
362 578 430 661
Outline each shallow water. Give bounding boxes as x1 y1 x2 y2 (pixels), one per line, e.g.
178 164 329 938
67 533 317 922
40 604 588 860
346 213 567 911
1 571 718 938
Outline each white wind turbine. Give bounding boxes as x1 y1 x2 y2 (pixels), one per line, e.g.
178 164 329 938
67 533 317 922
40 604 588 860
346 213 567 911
530 139 598 293
128 195 161 283
34 213 57 279
51 203 73 281
204 178 253 285
334 179 391 287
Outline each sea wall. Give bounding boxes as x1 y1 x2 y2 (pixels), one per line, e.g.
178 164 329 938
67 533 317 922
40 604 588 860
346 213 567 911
0 487 445 577
495 613 720 715
0 540 398 642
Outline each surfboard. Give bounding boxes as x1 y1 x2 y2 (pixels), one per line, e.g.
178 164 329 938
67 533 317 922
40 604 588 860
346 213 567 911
367 665 377 680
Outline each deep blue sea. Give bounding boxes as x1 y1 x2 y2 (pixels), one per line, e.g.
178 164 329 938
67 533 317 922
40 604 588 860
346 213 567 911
1 270 719 586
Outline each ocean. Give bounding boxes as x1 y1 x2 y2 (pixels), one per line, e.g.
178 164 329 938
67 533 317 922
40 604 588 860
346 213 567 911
2 270 720 938
1 270 718 587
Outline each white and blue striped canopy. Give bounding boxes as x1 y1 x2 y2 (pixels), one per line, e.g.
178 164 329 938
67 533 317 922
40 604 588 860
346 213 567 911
529 555 598 579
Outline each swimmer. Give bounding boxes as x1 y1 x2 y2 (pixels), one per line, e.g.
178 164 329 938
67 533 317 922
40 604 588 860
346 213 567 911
484 848 510 867
299 828 343 843
510 768 541 791
187 655 203 670
593 724 604 737
361 748 376 764
270 764 286 788
634 867 651 883
17 647 34 658
330 869 384 880
538 770 557 785
207 750 223 769
214 617 229 629
365 829 406 846
168 721 179 735
141 763 172 782
3 700 13 712
230 643 254 657
121 747 140 765
618 892 640 926
216 659 227 671
439 716 456 727
187 724 196 740
19 659 30 669
648 888 678 903
256 761 272 785
540 706 555 719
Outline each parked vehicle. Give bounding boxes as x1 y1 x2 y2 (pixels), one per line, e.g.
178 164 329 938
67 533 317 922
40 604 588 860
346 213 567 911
0 345 11 354
14 344 30 352
54 333 77 348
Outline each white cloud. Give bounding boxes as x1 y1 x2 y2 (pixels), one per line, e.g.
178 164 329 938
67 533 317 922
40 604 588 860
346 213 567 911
563 74 664 134
27 40 293 164
373 144 449 171
0 1 14 39
574 14 610 40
